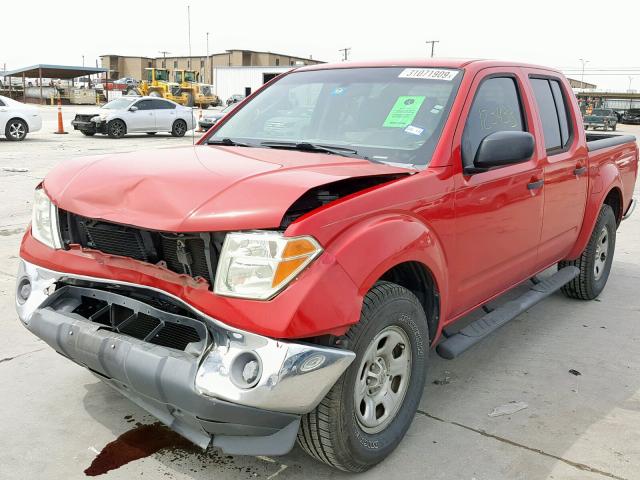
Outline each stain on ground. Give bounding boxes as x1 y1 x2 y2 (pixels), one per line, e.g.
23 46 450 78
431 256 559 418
84 422 198 476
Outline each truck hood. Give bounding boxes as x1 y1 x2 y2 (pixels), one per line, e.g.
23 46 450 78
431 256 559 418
44 145 409 232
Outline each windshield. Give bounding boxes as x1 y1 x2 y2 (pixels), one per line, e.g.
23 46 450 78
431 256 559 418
184 72 196 82
208 67 462 168
102 98 136 110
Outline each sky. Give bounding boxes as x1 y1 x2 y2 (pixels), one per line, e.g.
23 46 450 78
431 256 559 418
3 0 639 91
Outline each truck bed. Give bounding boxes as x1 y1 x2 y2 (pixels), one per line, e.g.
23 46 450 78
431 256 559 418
586 132 636 151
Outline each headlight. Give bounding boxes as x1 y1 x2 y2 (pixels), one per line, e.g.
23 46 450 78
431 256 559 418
31 188 62 249
214 231 322 300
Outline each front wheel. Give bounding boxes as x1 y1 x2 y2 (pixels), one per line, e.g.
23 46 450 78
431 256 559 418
559 204 617 300
171 119 187 137
107 119 126 138
297 281 428 472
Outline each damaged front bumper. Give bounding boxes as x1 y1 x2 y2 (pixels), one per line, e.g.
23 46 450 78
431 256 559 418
15 259 355 455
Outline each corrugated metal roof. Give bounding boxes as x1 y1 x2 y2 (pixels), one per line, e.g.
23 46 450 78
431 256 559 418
2 64 107 79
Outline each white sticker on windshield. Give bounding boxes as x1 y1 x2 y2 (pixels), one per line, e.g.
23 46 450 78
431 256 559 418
398 68 458 81
404 125 424 136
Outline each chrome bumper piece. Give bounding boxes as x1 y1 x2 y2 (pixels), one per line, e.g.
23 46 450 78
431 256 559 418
16 259 355 417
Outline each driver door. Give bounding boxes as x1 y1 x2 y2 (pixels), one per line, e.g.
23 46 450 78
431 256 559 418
129 99 156 131
449 71 545 318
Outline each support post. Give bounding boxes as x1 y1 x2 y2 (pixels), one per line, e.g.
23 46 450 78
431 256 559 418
39 67 43 105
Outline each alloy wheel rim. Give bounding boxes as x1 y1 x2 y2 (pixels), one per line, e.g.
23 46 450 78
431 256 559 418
354 325 412 434
594 227 609 281
112 123 124 136
9 122 25 139
176 122 186 135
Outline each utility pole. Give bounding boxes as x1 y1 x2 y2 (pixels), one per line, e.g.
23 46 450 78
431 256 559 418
187 5 192 69
425 40 439 58
579 58 589 90
159 51 171 69
338 48 351 62
629 76 634 110
82 55 85 67
206 32 210 84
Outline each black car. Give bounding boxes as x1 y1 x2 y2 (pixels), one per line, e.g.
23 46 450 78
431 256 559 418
226 94 245 106
622 108 640 125
198 103 239 129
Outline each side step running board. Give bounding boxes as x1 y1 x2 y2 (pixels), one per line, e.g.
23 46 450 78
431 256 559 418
436 266 580 359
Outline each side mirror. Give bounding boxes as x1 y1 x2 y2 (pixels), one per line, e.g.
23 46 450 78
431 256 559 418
467 131 535 174
129 105 138 112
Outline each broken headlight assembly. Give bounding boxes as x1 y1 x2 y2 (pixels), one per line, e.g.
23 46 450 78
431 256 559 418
31 187 62 249
214 231 322 300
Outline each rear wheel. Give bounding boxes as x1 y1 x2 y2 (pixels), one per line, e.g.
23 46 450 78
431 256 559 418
297 281 428 472
107 119 126 138
559 204 617 300
5 118 28 141
171 119 187 137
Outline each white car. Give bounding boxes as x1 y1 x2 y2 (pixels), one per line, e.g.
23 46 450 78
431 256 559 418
71 96 195 138
0 95 42 141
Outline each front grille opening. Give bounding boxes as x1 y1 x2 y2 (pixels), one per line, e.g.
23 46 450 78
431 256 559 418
73 296 108 319
59 286 208 354
149 322 201 350
58 210 224 289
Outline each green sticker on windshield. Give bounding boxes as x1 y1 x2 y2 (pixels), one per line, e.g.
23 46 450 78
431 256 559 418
383 96 426 128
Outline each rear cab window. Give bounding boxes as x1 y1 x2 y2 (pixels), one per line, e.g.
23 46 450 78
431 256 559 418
461 76 526 167
530 77 573 153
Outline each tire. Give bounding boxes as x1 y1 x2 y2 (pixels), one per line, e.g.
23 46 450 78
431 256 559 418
146 132 157 136
186 93 194 107
297 281 429 472
612 123 617 131
5 118 28 141
81 130 95 136
584 125 588 130
171 119 188 137
559 204 617 300
107 119 126 139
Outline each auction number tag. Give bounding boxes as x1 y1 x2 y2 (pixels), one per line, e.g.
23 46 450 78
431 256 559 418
398 68 459 81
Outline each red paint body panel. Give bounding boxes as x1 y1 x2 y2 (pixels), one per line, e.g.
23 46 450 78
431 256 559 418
23 59 638 341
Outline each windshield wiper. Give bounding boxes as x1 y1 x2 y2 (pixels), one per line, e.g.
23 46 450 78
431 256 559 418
208 137 253 147
260 141 364 158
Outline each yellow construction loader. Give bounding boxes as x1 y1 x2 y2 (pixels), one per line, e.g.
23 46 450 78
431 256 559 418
174 70 220 108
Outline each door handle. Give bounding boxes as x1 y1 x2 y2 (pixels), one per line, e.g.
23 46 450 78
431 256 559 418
574 166 587 176
527 179 544 190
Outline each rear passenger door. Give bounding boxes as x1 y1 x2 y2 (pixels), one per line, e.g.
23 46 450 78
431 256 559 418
451 71 545 317
526 74 588 266
153 99 177 131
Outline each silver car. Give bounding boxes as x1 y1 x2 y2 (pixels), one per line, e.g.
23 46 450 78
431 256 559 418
71 96 195 138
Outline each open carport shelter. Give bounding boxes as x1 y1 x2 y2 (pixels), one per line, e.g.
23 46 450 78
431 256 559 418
1 64 107 104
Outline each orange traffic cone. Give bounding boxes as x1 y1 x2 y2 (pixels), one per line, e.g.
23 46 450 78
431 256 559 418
54 97 68 135
197 107 205 132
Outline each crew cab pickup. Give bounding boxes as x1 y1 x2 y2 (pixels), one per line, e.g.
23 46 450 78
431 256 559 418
16 59 638 472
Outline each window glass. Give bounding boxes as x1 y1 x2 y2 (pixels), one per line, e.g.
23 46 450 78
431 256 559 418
0 99 5 107
211 67 462 168
549 80 571 146
135 100 153 111
461 77 525 167
531 78 562 150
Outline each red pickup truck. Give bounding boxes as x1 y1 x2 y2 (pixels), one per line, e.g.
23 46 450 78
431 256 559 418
17 59 637 472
